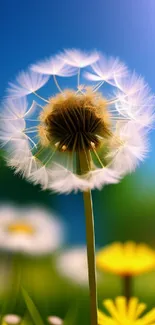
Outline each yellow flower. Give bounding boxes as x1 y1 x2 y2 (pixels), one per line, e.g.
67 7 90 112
98 296 155 325
96 242 155 276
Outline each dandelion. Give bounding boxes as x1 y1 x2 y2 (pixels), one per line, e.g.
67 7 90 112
98 296 155 325
0 205 64 255
1 51 153 192
1 49 154 325
96 241 155 277
1 51 153 193
96 242 155 299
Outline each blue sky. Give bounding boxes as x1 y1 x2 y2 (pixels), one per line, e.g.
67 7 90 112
1 0 155 244
1 0 155 94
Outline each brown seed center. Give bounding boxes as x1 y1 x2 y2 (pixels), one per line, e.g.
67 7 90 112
39 91 111 152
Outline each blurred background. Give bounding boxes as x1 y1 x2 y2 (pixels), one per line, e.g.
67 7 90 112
0 0 155 324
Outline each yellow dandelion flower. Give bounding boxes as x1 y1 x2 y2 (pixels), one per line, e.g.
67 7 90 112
96 241 155 276
98 296 155 325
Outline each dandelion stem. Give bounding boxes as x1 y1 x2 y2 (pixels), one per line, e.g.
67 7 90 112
83 191 98 325
123 275 132 301
78 150 98 325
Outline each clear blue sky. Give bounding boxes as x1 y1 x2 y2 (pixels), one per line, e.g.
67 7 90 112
1 0 155 94
1 0 155 244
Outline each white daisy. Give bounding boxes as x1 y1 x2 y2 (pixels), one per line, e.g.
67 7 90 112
0 49 153 194
0 205 65 255
56 247 89 286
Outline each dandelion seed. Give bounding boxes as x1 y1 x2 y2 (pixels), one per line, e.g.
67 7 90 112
7 70 49 98
84 54 128 85
59 48 99 68
31 54 77 77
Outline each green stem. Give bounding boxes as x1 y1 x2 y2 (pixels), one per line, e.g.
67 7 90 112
123 275 132 301
78 150 98 325
83 191 98 325
2 254 22 316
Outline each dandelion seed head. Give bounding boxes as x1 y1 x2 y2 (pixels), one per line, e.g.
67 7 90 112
1 49 154 193
38 90 111 152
